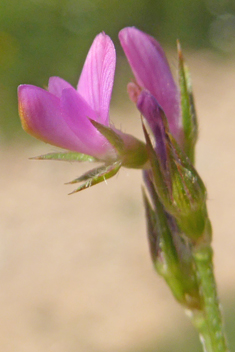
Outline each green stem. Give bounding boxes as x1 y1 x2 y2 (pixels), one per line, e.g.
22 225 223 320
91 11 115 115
189 309 214 352
192 245 229 352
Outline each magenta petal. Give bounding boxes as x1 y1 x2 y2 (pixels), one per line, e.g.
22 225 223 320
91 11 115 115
119 27 181 140
77 32 115 125
18 84 95 153
61 87 116 159
48 76 74 98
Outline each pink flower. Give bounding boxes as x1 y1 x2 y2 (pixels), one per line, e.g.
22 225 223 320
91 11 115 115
119 27 182 144
18 33 118 161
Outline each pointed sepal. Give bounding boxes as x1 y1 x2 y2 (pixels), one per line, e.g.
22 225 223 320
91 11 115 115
90 119 148 169
31 152 99 162
89 119 125 154
67 161 122 194
177 41 198 164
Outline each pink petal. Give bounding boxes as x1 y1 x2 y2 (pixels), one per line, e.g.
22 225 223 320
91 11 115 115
77 32 116 125
18 84 98 153
61 87 116 159
119 27 181 140
48 76 74 98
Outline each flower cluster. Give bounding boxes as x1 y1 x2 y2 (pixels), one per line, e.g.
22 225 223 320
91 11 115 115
18 27 208 244
18 28 229 350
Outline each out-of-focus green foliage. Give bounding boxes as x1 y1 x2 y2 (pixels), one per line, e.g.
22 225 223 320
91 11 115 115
0 0 235 140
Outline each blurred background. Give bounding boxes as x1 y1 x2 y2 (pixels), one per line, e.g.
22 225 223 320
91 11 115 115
1 0 235 351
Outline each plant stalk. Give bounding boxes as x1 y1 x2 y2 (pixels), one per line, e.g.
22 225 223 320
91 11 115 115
192 245 229 352
189 309 214 352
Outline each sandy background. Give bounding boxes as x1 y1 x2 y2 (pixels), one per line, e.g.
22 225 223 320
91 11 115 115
1 51 235 351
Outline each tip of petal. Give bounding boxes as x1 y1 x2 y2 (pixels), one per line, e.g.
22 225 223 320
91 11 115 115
119 27 144 47
118 26 136 38
90 32 115 56
94 31 110 42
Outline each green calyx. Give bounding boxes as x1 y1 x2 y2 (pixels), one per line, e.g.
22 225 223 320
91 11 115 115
143 174 201 309
143 114 208 241
90 119 148 169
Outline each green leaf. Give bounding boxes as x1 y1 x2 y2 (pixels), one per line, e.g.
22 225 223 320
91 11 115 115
31 152 99 162
67 161 122 194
